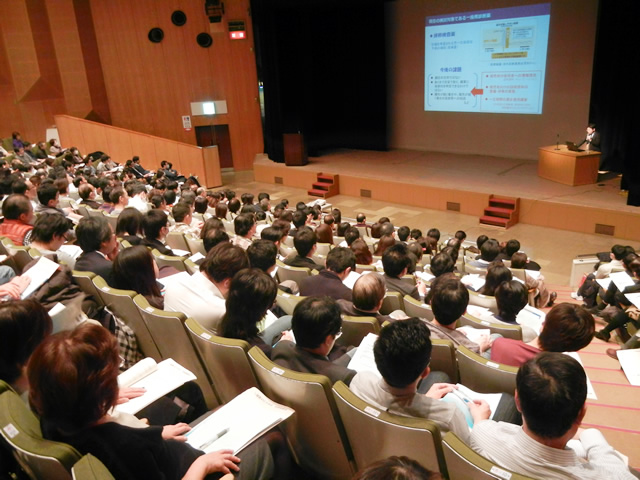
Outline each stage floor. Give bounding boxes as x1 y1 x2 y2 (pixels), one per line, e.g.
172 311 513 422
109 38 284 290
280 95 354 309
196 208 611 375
266 148 631 211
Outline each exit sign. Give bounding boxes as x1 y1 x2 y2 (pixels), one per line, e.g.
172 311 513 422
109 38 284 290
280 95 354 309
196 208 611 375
230 31 245 40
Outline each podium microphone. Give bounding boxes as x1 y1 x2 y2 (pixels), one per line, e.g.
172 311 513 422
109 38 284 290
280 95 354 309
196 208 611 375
555 133 560 150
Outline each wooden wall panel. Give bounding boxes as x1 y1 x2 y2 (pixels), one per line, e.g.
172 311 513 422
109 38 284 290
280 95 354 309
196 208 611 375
129 135 158 168
80 121 109 154
202 147 222 188
154 140 180 174
104 128 133 165
56 116 85 152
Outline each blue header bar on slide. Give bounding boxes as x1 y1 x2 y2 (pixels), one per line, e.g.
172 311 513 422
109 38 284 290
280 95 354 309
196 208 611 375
426 3 551 27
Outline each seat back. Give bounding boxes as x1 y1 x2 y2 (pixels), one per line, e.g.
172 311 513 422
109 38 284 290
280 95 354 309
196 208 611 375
468 290 498 313
332 382 447 475
8 246 34 274
133 295 218 409
247 347 354 480
379 291 404 315
184 258 199 275
185 318 259 404
338 316 380 348
355 264 377 273
71 270 105 308
86 209 105 218
165 232 190 253
91 277 161 361
403 295 435 321
460 313 523 341
442 432 537 480
71 454 115 480
104 214 118 231
464 263 487 275
75 205 90 218
275 290 306 316
185 236 206 255
431 339 459 384
275 261 312 285
0 391 81 480
151 249 187 273
456 345 518 395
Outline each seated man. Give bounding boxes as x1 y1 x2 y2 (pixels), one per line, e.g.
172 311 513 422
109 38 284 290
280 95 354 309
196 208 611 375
349 319 486 444
382 243 425 301
428 276 493 357
78 183 101 210
142 209 176 256
0 194 34 246
231 213 256 250
337 273 400 326
596 244 626 279
283 227 324 271
164 243 248 333
468 238 500 267
170 202 200 239
127 183 150 213
299 247 354 301
35 184 65 216
491 303 595 367
74 215 118 284
491 280 538 342
29 214 77 268
272 296 356 385
470 353 636 479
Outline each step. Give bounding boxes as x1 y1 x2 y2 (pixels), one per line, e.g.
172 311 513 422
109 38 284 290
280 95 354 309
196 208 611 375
479 215 509 227
484 206 514 218
489 197 516 209
317 174 334 183
308 189 328 197
312 182 330 191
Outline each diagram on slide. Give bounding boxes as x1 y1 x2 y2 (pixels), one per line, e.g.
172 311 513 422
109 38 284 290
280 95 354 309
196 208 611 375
424 4 550 115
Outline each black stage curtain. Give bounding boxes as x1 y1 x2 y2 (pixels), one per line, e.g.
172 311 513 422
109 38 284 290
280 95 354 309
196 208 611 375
590 1 640 205
251 0 388 162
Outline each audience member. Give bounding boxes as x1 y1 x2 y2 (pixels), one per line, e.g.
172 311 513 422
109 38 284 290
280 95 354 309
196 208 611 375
142 209 175 256
284 227 324 271
382 243 425 300
115 207 144 245
113 245 163 309
299 247 355 301
74 215 118 283
337 273 400 326
0 194 34 245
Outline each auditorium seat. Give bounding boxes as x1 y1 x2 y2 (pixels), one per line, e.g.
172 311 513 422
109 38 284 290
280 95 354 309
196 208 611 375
71 454 115 480
339 315 380 348
403 295 435 321
459 313 523 341
151 249 187 273
379 291 404 315
430 339 459 384
456 345 518 395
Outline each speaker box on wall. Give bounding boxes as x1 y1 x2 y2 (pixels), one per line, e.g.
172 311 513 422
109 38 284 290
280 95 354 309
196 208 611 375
196 33 213 48
171 10 187 26
148 28 164 43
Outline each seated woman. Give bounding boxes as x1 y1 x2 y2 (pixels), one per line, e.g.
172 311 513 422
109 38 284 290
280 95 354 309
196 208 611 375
116 207 144 246
478 262 512 296
220 268 287 356
350 238 373 266
373 235 395 257
491 303 594 367
510 252 556 308
112 246 164 309
28 323 275 480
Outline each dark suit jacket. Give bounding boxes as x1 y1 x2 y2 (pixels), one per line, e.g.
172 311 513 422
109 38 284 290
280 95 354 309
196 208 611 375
75 251 113 284
577 131 601 152
272 341 356 385
283 254 324 271
300 270 352 301
80 199 101 210
337 299 395 327
383 274 420 301
142 238 175 256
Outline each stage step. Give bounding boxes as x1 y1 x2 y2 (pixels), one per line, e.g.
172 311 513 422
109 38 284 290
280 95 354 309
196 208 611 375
480 194 520 229
307 172 340 199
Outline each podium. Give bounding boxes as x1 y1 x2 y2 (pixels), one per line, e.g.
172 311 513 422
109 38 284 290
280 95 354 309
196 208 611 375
283 133 308 166
537 145 600 186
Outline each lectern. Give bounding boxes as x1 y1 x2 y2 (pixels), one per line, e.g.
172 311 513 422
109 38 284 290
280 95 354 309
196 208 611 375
537 145 600 186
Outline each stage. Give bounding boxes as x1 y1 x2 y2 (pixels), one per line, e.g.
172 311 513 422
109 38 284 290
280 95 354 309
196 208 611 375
254 149 640 241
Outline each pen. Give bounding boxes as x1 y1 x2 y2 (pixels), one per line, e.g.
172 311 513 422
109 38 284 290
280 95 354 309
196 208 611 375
198 427 230 451
451 389 473 404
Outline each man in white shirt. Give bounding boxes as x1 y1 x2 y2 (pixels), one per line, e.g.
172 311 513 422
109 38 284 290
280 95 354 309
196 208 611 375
231 213 256 251
164 242 248 333
595 244 627 279
470 352 636 480
127 183 149 213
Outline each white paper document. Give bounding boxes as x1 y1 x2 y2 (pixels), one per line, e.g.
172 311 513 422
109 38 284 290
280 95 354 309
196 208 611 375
185 387 294 454
115 358 197 415
617 349 640 386
609 271 635 292
21 256 60 299
441 384 502 429
348 333 381 378
456 326 491 345
563 352 597 400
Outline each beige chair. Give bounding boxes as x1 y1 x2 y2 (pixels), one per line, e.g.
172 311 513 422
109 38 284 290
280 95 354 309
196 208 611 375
151 249 187 273
75 205 90 217
185 236 206 255
86 208 105 218
11 247 41 273
275 290 306 316
91 276 161 361
184 258 199 275
71 270 105 308
104 213 118 231
165 231 190 253
0 390 81 480
338 315 380 348
275 260 311 285
132 295 218 409
355 263 377 273
464 262 487 276
460 313 523 341
431 339 459 384
355 225 369 238
509 268 538 306
456 345 518 395
332 381 447 475
72 454 115 480
379 291 404 315
185 318 259 404
468 289 498 313
247 347 355 479
310 253 326 267
403 295 435 321
333 236 345 246
279 243 295 258
442 432 537 480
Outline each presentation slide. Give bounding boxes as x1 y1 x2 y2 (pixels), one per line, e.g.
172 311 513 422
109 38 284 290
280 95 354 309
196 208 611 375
424 3 551 115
